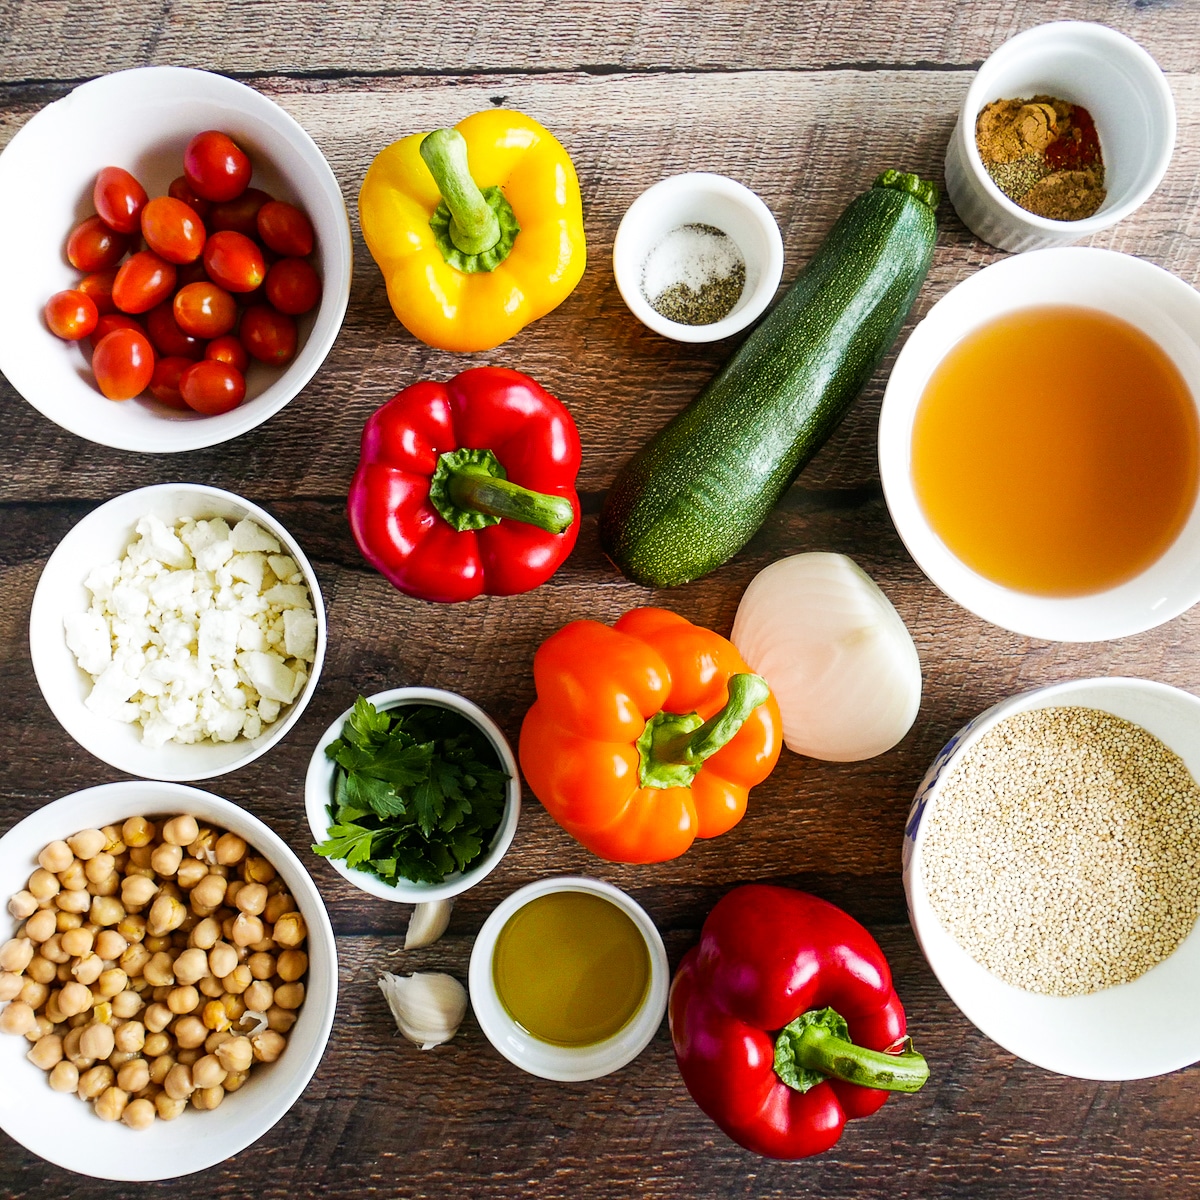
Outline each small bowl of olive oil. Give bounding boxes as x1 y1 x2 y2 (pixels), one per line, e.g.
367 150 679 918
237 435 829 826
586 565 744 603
468 877 669 1081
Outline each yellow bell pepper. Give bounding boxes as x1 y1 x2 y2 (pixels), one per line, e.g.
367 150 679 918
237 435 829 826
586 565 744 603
358 109 587 353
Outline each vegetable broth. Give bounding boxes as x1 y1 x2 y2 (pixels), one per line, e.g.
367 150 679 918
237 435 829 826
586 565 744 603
492 891 650 1047
911 306 1199 596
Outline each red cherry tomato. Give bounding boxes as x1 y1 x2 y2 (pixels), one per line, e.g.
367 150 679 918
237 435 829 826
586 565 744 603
203 231 265 293
168 175 212 222
205 334 249 372
45 290 99 341
256 201 314 257
238 305 297 367
175 260 210 288
92 328 155 400
184 131 251 204
264 258 321 316
76 269 120 315
66 216 129 272
173 282 236 339
149 356 194 409
140 196 206 264
89 313 144 349
93 167 148 235
180 360 246 415
145 302 204 359
210 188 272 238
112 251 177 314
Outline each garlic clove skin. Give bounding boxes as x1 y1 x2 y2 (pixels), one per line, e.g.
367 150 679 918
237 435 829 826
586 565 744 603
404 899 454 950
378 971 468 1050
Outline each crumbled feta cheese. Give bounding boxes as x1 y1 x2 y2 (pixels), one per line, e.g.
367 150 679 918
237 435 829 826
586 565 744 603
65 516 317 746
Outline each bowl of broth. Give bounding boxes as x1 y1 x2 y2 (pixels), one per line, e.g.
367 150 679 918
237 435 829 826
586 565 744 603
879 247 1200 641
468 877 669 1081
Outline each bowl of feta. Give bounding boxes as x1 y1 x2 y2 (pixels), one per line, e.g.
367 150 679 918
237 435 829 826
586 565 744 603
29 483 326 781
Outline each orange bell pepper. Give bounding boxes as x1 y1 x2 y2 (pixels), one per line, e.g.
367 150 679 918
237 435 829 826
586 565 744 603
518 608 782 863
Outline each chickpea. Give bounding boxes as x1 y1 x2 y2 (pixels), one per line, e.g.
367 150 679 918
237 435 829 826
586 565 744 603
143 1031 170 1058
147 895 186 937
43 991 66 1025
208 942 238 979
111 989 144 1020
222 964 252 996
202 1000 232 1032
100 825 125 854
94 1085 128 1122
71 954 104 986
58 980 93 1017
263 892 295 925
163 1062 195 1100
223 1070 249 1093
169 948 206 987
272 912 307 948
0 936 34 972
177 858 208 891
60 927 94 959
23 909 57 944
143 952 175 988
48 1060 79 1093
274 982 305 1012
38 841 73 874
77 1063 114 1101
150 843 183 877
222 994 246 1023
248 952 276 981
55 887 91 914
205 1028 233 1053
19 979 49 1010
89 873 120 898
188 917 222 951
224 881 244 911
243 980 274 1013
83 852 116 884
7 890 37 920
122 817 155 848
95 927 128 958
120 874 158 910
128 846 155 870
28 869 60 903
235 882 268 917
167 985 200 1015
40 934 69 964
250 1029 286 1063
189 826 218 858
276 949 308 983
0 972 22 1001
56 911 83 934
144 935 172 954
242 857 275 885
117 913 147 944
66 829 106 862
117 1057 150 1094
231 913 263 948
191 1053 227 1089
215 1035 253 1074
155 1094 186 1121
215 833 247 865
122 1096 156 1130
58 860 89 891
26 1033 63 1071
190 873 227 911
198 975 225 999
266 1006 298 1034
148 1054 176 1085
163 816 199 847
108 1048 138 1070
26 955 56 986
113 1019 145 1053
90 896 125 928
173 1015 208 1049
191 1085 224 1111
80 1022 115 1061
97 968 128 998
119 944 150 980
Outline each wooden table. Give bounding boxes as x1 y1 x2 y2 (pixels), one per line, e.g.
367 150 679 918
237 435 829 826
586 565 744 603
4 3 1200 1196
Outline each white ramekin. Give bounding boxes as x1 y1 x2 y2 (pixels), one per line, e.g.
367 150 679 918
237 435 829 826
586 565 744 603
945 22 1175 253
612 172 783 343
468 876 668 1081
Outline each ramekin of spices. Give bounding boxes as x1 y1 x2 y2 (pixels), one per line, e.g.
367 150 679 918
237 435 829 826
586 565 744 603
944 22 1174 253
613 173 783 344
905 676 1200 1082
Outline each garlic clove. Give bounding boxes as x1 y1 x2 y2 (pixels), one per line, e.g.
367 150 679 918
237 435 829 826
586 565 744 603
378 971 468 1050
404 899 454 950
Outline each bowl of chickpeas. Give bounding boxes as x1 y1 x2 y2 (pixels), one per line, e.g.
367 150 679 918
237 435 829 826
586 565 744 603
0 780 337 1180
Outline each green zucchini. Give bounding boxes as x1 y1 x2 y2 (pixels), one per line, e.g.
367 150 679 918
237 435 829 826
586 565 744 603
600 170 939 587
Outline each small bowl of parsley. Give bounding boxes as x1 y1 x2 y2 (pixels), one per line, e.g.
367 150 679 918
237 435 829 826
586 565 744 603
304 687 521 902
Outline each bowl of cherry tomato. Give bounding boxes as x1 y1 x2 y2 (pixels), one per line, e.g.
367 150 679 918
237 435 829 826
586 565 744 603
0 66 352 453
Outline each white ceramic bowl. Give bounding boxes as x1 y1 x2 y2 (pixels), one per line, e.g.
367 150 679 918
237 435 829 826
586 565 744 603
879 247 1200 642
904 677 1200 1081
945 22 1175 253
613 172 783 342
29 483 327 780
468 876 668 1081
0 780 337 1180
305 687 520 903
0 66 351 452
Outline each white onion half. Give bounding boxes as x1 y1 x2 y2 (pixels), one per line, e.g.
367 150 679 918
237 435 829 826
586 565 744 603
731 553 921 761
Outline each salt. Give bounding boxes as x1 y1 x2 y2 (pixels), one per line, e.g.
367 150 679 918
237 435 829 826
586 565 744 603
640 224 746 325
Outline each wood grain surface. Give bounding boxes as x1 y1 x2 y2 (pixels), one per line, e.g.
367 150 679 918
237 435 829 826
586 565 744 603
3 2 1200 1197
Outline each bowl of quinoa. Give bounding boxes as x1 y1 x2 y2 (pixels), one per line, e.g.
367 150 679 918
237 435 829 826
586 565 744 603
905 676 1200 1080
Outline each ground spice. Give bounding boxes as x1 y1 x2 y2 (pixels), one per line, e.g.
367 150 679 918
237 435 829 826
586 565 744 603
921 706 1200 997
641 223 746 326
975 95 1106 221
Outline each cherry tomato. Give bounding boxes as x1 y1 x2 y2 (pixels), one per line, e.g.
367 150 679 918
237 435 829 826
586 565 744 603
140 196 206 264
176 259 210 288
93 167 148 235
205 334 249 372
112 251 177 314
203 230 265 293
149 356 194 409
173 281 236 339
66 215 129 272
92 328 155 400
210 188 271 237
180 360 246 415
184 131 251 203
239 305 297 366
145 302 204 359
256 201 314 257
76 268 120 315
44 290 99 341
168 175 212 222
264 258 321 316
89 313 144 349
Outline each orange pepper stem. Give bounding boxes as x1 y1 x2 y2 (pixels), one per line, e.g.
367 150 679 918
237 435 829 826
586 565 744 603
637 673 770 790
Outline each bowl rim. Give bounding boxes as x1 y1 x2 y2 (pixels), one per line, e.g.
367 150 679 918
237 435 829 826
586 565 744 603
304 686 521 903
0 780 338 1180
0 65 352 454
612 171 784 344
467 875 669 1081
957 20 1176 233
28 482 327 780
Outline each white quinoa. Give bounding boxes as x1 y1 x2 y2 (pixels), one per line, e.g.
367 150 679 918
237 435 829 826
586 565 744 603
921 705 1200 996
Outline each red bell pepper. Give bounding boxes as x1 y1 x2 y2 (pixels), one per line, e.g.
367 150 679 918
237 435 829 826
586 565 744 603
348 367 581 603
670 884 929 1159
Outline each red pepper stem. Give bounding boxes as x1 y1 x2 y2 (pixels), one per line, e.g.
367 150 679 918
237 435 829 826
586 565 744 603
775 1009 930 1094
446 468 575 535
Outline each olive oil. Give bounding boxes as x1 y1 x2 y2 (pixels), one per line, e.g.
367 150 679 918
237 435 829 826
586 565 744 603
492 891 650 1047
912 306 1199 596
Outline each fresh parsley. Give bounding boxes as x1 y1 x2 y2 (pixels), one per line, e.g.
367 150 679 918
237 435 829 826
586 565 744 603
312 697 510 886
